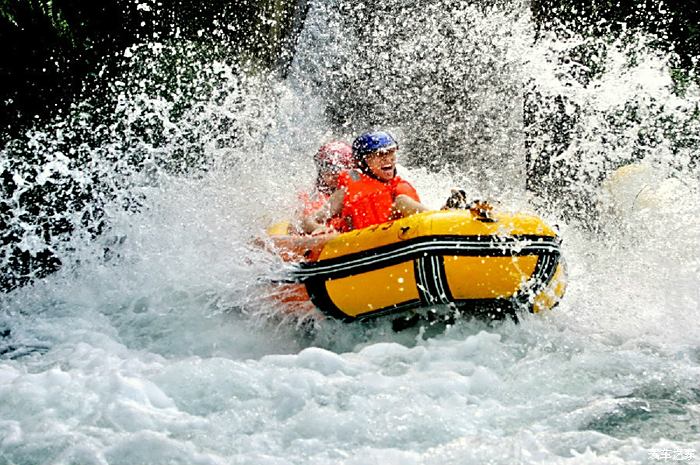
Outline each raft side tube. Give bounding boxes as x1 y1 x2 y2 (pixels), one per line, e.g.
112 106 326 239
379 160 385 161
269 210 566 321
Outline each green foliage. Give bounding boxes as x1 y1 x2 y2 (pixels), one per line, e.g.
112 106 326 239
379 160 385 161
0 0 70 38
532 0 700 76
0 0 14 24
0 0 306 139
36 0 71 40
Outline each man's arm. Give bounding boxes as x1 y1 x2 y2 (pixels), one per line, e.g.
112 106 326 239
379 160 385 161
393 194 430 217
301 189 346 234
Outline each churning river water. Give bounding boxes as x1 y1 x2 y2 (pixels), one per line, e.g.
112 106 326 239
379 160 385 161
1 1 699 464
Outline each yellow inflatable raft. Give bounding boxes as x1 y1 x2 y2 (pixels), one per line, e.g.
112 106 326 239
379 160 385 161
269 208 566 322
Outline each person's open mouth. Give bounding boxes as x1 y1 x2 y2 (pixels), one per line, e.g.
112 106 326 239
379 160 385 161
381 164 394 174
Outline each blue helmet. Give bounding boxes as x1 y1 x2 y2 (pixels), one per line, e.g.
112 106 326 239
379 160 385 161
352 131 399 160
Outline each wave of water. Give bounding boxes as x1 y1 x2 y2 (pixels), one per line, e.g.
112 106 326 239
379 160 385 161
1 1 699 464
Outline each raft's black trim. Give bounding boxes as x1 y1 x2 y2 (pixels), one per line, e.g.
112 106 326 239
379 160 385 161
350 298 523 323
415 255 453 306
453 298 519 322
353 299 424 321
535 254 560 294
304 278 349 321
294 233 562 322
434 255 454 303
304 276 424 322
512 252 561 311
414 258 431 305
290 234 561 282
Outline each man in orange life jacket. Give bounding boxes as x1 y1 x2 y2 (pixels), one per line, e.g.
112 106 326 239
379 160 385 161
302 131 429 234
291 141 356 234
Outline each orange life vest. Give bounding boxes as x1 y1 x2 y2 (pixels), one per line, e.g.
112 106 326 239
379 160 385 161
297 190 349 232
337 170 420 230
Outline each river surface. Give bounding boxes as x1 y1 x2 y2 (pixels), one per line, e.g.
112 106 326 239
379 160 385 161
1 1 699 464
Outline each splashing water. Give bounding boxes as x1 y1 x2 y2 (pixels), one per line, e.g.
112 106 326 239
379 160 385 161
1 1 699 464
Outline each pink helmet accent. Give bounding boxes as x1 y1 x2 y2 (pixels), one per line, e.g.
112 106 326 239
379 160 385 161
314 141 355 172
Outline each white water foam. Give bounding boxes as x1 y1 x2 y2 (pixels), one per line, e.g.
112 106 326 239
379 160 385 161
1 1 699 464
